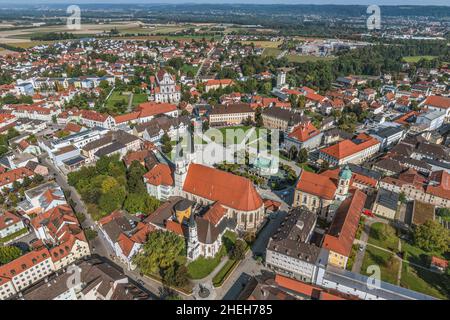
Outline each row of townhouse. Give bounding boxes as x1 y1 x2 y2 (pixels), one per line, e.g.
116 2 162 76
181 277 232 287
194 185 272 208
261 107 308 133
10 105 61 122
208 103 255 126
79 102 179 130
378 169 450 210
0 235 90 300
80 130 142 164
264 206 436 300
28 76 116 91
1 182 90 300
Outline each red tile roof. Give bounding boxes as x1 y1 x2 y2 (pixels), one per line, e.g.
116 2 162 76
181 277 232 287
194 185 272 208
114 111 140 124
18 139 30 151
0 248 51 285
123 150 152 167
0 167 34 188
117 233 135 257
64 122 82 133
81 110 109 122
137 102 177 118
321 168 378 189
203 202 226 226
288 122 321 142
143 163 174 187
183 163 263 212
263 199 282 211
423 95 450 109
320 134 379 160
296 170 337 200
426 170 450 200
274 274 351 300
166 219 184 236
322 190 366 257
129 222 154 243
205 79 234 87
0 211 21 230
431 256 448 269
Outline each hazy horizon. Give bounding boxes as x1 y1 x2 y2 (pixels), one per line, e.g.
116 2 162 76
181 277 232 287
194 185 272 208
0 0 449 6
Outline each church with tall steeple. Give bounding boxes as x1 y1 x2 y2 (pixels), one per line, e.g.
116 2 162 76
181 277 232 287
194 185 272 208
335 165 352 201
293 165 375 222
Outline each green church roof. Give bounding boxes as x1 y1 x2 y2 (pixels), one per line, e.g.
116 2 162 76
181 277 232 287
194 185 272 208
339 165 352 180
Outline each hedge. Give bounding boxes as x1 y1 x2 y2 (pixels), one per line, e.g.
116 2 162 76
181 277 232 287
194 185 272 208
212 259 238 287
0 228 28 243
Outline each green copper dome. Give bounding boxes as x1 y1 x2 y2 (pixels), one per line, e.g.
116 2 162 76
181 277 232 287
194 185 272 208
339 165 352 180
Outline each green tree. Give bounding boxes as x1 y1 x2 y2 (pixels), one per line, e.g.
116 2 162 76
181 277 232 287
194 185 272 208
399 192 407 204
414 220 450 254
229 239 246 261
161 133 172 155
85 229 98 241
297 148 308 164
0 145 8 157
127 161 147 194
99 80 110 90
123 193 160 215
98 186 126 214
163 264 189 287
255 107 264 128
288 146 298 161
133 230 185 275
437 208 450 220
0 246 22 265
297 95 306 109
167 57 184 70
101 176 120 194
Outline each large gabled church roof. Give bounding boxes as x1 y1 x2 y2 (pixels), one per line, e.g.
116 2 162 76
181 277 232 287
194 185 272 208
183 163 263 212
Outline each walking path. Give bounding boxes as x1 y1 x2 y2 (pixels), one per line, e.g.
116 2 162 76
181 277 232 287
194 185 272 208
191 256 230 285
354 239 441 275
397 241 403 285
127 92 134 112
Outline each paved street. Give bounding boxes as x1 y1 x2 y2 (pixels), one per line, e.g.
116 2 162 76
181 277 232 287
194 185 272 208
39 154 194 299
40 155 115 259
37 146 296 300
216 209 289 300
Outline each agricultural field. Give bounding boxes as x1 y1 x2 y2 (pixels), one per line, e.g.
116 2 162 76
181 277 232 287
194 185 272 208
286 54 336 63
0 22 192 45
262 48 282 58
403 55 437 63
241 40 282 48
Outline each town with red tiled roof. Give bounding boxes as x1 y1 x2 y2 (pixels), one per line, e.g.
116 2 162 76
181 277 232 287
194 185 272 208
0 3 448 303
